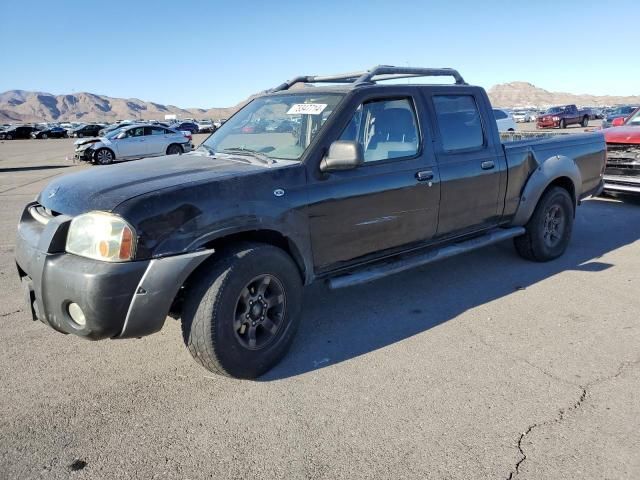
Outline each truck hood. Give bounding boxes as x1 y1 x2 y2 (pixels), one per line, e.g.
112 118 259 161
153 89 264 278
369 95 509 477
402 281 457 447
604 126 640 145
38 152 265 216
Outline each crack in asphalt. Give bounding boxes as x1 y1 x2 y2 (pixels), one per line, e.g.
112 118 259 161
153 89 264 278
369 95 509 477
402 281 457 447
506 359 640 479
0 309 22 317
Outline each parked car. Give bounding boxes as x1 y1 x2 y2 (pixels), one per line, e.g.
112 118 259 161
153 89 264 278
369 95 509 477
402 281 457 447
537 105 590 129
68 124 103 138
170 121 199 134
197 120 215 133
0 125 38 140
74 125 192 164
602 105 639 129
15 65 605 379
492 109 516 132
602 107 640 194
31 126 68 139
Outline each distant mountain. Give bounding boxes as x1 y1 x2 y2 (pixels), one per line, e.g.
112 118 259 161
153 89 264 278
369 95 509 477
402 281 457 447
0 90 241 123
3 82 640 123
488 81 640 108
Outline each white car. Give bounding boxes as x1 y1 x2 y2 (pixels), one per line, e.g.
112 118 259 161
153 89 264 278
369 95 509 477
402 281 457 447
74 125 192 165
197 120 215 133
492 109 516 132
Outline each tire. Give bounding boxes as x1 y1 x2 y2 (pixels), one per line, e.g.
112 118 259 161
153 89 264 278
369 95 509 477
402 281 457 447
94 148 114 165
78 133 83 138
42 133 48 139
166 144 183 155
559 119 566 129
6 134 12 140
514 186 574 262
582 116 589 128
181 243 303 379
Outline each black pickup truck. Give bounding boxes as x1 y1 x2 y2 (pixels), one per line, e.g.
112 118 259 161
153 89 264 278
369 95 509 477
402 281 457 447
15 66 606 379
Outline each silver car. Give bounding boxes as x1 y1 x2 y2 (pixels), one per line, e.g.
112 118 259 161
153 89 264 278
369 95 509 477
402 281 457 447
74 125 192 165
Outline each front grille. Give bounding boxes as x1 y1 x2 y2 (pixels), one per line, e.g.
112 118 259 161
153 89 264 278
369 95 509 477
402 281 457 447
29 204 60 225
605 143 640 177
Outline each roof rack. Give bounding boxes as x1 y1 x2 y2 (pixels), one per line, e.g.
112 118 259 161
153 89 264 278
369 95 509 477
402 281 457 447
269 65 466 92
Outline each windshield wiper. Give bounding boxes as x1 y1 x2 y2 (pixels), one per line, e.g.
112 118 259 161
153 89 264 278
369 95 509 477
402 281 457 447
222 147 275 165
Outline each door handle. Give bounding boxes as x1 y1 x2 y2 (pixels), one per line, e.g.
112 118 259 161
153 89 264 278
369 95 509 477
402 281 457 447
481 160 495 170
416 170 434 181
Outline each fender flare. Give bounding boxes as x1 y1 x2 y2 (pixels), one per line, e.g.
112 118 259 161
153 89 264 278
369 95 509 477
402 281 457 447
512 154 582 226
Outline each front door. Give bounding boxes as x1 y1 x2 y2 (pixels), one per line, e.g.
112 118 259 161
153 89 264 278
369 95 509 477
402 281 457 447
307 95 440 271
116 126 148 159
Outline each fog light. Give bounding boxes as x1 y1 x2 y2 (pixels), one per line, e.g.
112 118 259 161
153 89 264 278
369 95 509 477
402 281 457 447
68 303 86 327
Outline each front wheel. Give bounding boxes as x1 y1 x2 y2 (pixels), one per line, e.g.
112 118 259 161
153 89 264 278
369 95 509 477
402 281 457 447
559 119 566 129
181 243 303 379
94 148 114 165
582 116 589 128
514 186 574 262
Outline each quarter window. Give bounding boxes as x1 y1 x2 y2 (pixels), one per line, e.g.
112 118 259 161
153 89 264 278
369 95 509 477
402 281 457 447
339 98 419 163
433 95 484 152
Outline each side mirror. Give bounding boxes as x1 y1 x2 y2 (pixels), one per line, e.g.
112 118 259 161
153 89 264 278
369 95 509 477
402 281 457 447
611 117 626 127
320 140 364 172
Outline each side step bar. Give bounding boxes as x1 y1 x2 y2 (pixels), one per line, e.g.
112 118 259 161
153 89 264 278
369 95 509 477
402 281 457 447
328 227 525 290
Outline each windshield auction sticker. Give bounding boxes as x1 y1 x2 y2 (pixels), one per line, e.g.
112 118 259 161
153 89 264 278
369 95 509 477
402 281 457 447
286 104 327 115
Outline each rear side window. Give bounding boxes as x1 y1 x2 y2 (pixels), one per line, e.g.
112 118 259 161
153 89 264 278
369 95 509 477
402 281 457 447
339 97 419 163
433 95 484 152
493 109 507 120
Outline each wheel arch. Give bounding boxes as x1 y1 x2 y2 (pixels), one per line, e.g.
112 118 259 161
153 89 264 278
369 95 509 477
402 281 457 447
166 229 311 320
512 155 581 226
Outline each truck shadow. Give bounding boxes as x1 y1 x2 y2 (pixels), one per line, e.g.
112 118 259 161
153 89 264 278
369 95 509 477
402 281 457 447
262 197 640 381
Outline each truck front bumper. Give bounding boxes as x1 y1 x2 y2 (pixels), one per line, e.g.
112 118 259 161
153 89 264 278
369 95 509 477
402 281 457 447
603 175 640 194
537 119 559 129
15 202 213 340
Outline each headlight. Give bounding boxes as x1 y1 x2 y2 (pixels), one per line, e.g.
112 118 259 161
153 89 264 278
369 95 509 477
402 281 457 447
552 116 560 121
66 212 136 262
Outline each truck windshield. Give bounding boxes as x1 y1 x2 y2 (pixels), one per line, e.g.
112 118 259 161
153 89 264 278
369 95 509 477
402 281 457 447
201 93 344 161
545 107 563 114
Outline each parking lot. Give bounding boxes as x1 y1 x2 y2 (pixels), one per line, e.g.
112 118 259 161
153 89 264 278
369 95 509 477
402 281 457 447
0 133 639 479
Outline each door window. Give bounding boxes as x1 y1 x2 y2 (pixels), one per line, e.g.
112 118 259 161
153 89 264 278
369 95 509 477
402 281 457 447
146 127 166 136
339 98 419 163
126 127 145 137
433 95 485 152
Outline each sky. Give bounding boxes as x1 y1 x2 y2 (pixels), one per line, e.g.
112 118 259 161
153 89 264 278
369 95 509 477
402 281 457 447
1 0 638 108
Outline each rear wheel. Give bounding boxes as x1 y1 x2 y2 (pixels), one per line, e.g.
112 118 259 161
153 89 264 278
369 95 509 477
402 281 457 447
181 243 303 379
94 148 114 165
167 144 183 155
514 186 574 262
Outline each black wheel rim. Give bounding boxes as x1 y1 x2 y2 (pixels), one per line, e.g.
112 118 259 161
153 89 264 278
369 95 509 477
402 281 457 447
543 204 565 248
233 274 286 350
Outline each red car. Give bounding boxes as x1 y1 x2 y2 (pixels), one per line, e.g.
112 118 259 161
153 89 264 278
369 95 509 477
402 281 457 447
603 108 640 194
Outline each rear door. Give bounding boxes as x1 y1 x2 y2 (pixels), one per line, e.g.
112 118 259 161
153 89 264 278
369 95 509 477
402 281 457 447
145 126 168 155
426 89 505 237
307 91 441 271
